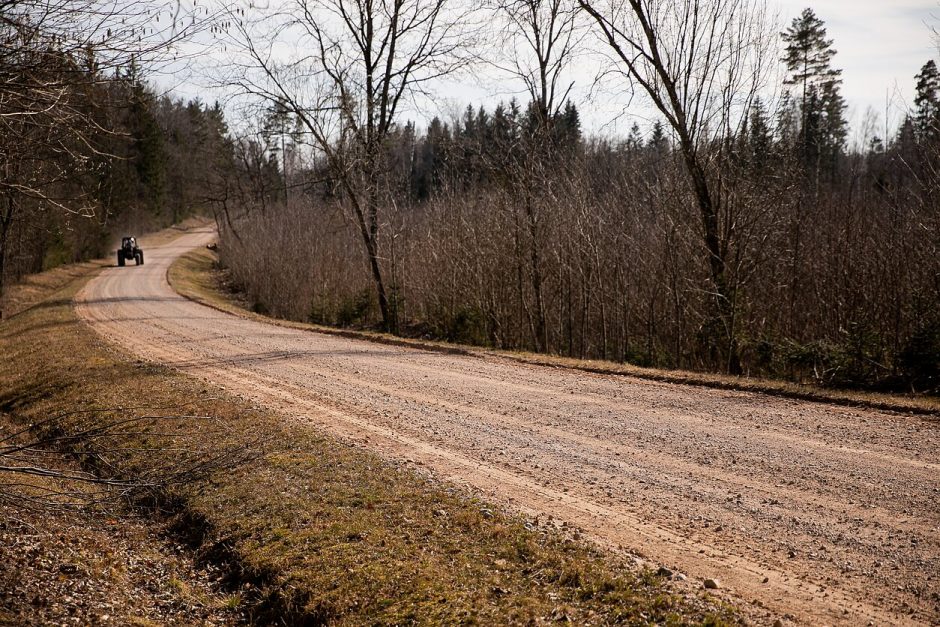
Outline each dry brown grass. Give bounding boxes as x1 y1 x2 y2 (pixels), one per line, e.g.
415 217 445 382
0 260 102 319
0 417 242 625
0 244 736 624
172 247 940 417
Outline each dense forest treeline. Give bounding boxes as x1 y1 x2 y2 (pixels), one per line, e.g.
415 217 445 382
0 63 228 291
217 7 940 394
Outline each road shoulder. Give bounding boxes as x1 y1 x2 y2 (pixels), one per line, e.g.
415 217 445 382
171 245 940 418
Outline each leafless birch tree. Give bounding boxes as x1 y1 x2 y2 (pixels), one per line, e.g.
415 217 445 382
579 0 774 372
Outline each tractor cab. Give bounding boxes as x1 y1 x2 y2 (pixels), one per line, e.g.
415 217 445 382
117 236 144 267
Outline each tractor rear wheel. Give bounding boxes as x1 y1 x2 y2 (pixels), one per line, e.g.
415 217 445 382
117 251 125 267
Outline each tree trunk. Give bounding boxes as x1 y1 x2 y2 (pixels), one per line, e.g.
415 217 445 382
512 209 538 350
348 176 393 332
0 195 15 319
524 193 547 352
680 144 740 373
565 263 573 356
364 232 392 331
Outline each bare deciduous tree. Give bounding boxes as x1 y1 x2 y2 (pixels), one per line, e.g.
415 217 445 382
492 0 581 121
485 0 583 351
579 0 774 372
222 0 479 330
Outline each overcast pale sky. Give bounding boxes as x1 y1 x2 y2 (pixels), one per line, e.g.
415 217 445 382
162 0 940 139
411 0 940 139
776 0 938 137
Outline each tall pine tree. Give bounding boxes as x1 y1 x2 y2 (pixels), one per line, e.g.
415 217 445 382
781 8 847 178
913 59 940 144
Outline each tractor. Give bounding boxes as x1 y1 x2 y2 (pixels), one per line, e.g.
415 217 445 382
117 236 144 266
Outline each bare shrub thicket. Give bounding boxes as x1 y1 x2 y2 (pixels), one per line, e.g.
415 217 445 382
217 0 480 332
218 98 939 394
217 3 940 393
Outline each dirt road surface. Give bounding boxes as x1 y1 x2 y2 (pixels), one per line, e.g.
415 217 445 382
76 229 940 625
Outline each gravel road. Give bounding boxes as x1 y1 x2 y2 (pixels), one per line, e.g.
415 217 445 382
75 229 940 625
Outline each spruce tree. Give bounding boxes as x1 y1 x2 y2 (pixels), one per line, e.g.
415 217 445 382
819 79 847 171
261 100 294 206
775 92 799 147
910 59 940 202
648 121 668 152
747 97 773 173
127 73 167 218
548 101 582 154
625 123 643 152
913 59 940 143
556 101 582 148
781 8 847 176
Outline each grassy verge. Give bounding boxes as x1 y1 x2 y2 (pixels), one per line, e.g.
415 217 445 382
0 260 102 320
172 247 940 417
1 247 735 623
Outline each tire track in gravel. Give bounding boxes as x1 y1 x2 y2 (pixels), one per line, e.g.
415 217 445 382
75 229 940 626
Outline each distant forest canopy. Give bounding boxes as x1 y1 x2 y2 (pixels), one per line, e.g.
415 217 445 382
3 0 939 393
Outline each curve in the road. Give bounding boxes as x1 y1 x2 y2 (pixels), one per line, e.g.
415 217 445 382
75 229 940 626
